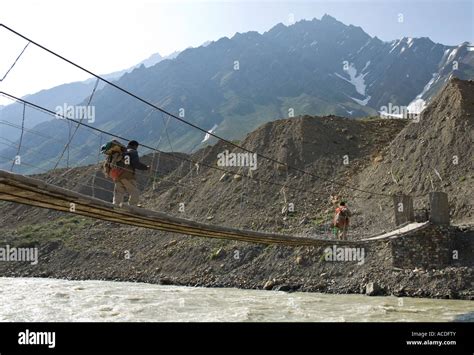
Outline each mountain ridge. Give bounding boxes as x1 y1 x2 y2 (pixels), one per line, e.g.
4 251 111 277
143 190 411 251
1 15 473 173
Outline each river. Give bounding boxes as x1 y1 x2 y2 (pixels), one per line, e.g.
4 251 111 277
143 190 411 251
0 277 472 322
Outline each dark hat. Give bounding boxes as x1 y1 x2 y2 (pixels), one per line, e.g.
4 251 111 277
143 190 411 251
128 140 139 148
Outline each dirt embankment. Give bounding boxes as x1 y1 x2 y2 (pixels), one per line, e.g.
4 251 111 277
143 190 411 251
354 78 473 228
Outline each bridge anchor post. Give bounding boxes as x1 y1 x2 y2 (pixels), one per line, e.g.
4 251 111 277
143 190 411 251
429 192 450 225
393 194 414 226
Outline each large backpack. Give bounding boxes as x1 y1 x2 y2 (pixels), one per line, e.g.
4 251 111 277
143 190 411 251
101 140 127 180
334 206 351 226
101 140 127 156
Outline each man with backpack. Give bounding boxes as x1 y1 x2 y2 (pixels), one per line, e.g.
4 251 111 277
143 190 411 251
333 201 351 240
102 140 149 207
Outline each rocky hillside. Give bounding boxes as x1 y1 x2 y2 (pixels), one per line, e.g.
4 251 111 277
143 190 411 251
354 78 474 226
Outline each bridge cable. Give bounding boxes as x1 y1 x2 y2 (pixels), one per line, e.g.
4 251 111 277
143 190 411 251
0 41 30 82
9 103 26 172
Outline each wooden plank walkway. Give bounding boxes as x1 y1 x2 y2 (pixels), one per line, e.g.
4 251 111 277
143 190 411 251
0 170 428 246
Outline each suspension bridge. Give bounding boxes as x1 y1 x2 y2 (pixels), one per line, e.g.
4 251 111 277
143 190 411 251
0 169 429 246
0 24 436 246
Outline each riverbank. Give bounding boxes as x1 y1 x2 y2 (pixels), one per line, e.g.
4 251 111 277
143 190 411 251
0 216 472 300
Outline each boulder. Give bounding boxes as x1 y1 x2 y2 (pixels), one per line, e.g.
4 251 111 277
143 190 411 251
366 282 382 296
263 280 275 290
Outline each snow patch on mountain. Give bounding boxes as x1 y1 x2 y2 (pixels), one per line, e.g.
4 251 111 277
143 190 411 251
335 63 372 105
362 61 371 72
406 73 439 114
447 48 459 62
350 95 371 106
440 48 451 63
202 124 218 142
389 40 401 53
407 99 426 114
334 63 368 96
416 73 438 99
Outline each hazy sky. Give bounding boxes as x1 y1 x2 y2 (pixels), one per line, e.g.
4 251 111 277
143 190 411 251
0 0 473 105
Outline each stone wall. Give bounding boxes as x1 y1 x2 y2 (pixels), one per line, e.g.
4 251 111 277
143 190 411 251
451 227 474 267
389 224 472 269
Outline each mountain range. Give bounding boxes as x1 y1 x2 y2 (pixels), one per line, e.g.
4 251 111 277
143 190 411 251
0 14 473 173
